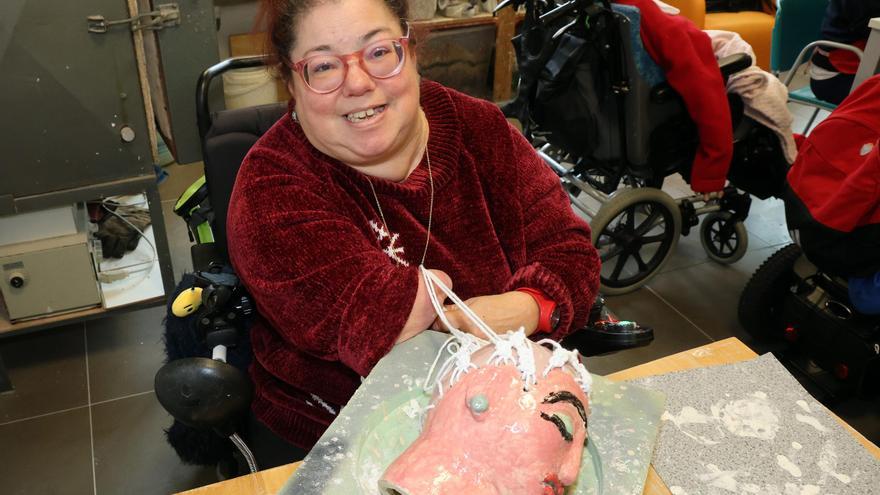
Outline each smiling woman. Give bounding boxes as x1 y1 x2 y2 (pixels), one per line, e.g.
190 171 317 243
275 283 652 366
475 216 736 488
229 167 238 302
284 0 427 177
225 0 601 468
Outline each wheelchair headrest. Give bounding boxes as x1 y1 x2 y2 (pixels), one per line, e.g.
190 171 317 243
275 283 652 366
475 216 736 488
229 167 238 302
206 102 288 140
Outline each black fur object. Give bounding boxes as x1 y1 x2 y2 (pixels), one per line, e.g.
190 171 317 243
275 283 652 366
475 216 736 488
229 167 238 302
165 419 237 466
161 272 255 466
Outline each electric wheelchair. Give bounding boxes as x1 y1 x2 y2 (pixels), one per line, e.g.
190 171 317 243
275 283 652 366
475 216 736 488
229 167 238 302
737 75 880 402
154 57 288 474
498 0 789 294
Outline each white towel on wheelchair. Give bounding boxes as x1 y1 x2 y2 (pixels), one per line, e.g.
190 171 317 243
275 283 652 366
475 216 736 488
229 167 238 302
706 29 798 164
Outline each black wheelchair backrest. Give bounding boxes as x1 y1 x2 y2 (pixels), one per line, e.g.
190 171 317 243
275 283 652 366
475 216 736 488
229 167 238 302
203 103 287 258
196 56 288 259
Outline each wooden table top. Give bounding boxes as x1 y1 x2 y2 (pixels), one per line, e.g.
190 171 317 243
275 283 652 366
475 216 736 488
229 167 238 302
177 337 880 494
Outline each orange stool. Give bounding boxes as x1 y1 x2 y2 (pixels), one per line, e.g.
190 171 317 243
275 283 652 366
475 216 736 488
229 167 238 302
663 0 775 70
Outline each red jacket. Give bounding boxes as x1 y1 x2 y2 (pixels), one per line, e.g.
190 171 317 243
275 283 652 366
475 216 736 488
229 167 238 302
618 0 734 193
787 74 880 233
227 80 600 448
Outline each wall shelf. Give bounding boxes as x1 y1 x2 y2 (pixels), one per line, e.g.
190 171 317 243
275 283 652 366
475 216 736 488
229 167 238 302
0 175 175 338
0 296 166 337
412 9 523 102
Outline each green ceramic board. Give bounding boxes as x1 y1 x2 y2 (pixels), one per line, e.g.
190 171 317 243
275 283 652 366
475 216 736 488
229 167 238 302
282 331 665 495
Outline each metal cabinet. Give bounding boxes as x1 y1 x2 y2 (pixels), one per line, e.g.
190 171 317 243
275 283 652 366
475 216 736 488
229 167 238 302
1 0 153 199
0 0 220 338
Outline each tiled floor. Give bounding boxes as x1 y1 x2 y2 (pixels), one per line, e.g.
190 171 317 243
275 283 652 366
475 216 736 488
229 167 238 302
1 105 877 495
0 163 216 495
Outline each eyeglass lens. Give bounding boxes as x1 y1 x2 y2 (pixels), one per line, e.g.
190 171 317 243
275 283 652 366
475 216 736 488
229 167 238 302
303 39 405 92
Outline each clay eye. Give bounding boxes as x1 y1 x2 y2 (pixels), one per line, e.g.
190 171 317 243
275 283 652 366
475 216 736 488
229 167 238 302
540 411 574 442
468 394 489 415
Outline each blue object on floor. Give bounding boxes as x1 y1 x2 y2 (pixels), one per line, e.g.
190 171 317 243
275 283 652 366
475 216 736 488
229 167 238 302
848 272 880 315
154 164 170 185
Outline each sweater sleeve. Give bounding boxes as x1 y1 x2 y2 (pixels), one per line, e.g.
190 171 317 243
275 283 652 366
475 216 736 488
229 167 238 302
478 112 601 339
620 0 733 193
227 147 416 377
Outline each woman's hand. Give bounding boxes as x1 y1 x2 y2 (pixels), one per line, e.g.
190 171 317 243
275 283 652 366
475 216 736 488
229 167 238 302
396 269 452 344
701 190 725 202
432 291 540 337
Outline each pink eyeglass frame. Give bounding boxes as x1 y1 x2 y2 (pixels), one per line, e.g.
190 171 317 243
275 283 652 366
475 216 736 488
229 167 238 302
289 25 412 94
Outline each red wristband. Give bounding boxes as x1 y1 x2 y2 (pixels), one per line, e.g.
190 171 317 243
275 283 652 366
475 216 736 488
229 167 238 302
515 287 557 334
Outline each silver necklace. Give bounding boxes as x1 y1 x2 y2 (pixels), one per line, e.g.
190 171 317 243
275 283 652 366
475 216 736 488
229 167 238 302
367 146 434 266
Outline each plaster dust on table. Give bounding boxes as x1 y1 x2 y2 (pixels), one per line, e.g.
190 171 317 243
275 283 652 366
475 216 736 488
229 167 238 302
691 348 714 358
631 353 880 494
776 454 802 477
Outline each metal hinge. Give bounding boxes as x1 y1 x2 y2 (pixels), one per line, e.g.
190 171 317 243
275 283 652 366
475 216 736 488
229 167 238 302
88 3 180 34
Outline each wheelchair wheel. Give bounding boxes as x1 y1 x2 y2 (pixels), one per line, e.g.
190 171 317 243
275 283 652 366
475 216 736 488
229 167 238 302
738 244 802 342
591 188 682 295
700 212 748 264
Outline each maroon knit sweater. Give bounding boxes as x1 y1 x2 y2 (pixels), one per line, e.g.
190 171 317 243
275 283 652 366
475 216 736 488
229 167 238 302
226 80 601 449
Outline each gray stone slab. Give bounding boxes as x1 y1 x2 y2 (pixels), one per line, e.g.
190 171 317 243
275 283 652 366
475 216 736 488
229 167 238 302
630 353 880 494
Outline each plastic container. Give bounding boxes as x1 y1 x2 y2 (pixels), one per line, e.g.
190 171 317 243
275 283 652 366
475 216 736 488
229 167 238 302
222 67 278 110
409 0 437 20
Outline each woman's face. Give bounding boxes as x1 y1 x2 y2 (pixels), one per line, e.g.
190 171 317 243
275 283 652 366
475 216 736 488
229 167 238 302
288 0 422 168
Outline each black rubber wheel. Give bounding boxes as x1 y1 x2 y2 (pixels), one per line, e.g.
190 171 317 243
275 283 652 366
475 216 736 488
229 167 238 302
738 244 803 341
700 211 748 264
591 188 682 295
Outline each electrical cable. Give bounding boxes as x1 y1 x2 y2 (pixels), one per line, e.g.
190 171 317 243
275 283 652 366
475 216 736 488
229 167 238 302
94 198 158 283
229 433 259 474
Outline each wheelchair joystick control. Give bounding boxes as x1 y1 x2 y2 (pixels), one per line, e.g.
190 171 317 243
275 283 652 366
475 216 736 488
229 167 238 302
157 270 260 474
563 295 655 356
171 287 203 317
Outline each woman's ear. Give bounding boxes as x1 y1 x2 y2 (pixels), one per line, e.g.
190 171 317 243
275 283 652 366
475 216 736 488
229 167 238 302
410 51 421 81
409 44 419 67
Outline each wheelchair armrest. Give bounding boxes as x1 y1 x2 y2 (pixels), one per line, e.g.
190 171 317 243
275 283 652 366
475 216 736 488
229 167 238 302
718 53 753 81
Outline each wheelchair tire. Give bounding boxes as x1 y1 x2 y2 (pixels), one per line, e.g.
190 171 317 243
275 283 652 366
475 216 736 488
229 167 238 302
738 244 802 342
700 212 748 264
591 187 682 295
